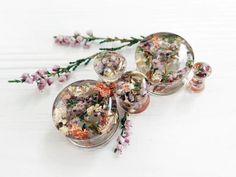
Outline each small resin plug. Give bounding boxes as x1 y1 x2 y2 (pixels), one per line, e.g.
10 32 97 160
187 62 212 92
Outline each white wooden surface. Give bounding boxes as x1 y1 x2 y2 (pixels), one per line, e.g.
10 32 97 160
0 0 236 176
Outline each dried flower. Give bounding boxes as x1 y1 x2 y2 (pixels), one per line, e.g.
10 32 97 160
37 79 47 90
94 82 111 97
68 124 89 140
52 65 60 72
9 32 144 90
47 78 54 86
99 116 107 126
124 137 130 144
54 31 143 51
117 136 125 144
21 73 33 84
116 144 124 154
114 112 131 154
58 75 67 82
8 53 98 90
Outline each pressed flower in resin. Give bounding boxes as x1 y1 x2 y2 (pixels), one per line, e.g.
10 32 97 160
135 32 194 95
52 80 119 147
115 71 150 114
187 62 212 92
93 51 126 82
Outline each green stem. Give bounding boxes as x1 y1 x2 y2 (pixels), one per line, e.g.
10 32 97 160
8 53 100 83
8 79 23 83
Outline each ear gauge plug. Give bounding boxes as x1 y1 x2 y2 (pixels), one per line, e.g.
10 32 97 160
187 62 212 93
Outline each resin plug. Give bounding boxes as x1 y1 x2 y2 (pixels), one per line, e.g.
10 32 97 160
187 62 212 92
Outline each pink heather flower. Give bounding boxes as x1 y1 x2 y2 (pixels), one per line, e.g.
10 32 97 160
101 58 108 65
54 35 64 44
31 73 40 81
76 36 83 43
153 59 163 69
168 75 174 82
123 130 130 137
69 37 76 46
62 36 71 45
36 69 47 77
64 73 70 80
124 137 130 144
116 144 124 153
21 73 30 80
47 78 54 86
68 36 82 47
117 136 125 144
71 41 80 47
25 77 33 84
124 120 132 128
58 75 67 82
124 126 131 131
37 79 47 90
52 65 60 72
21 73 33 84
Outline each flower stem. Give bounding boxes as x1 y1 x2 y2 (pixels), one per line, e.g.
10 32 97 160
99 37 142 51
54 32 144 50
114 112 130 153
8 79 23 83
8 52 100 85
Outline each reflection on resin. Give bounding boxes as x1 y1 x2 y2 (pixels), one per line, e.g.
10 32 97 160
115 71 150 114
52 80 119 147
135 32 194 95
93 51 126 82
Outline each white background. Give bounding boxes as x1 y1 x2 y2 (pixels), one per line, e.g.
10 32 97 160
0 0 235 177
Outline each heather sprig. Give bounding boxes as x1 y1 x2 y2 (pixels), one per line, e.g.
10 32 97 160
9 32 145 90
114 112 132 154
8 53 99 90
54 31 144 51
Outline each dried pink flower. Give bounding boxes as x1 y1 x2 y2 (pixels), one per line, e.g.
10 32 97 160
123 130 130 137
117 136 125 144
116 144 124 153
31 73 40 81
21 73 33 84
114 115 131 154
25 77 33 84
64 73 70 80
124 119 132 128
21 73 30 80
124 137 130 144
52 65 60 72
58 75 67 82
47 78 54 86
36 69 47 77
37 79 47 90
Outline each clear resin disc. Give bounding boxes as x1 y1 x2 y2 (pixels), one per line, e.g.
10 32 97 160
52 80 119 148
93 51 126 82
135 32 194 95
115 71 150 114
